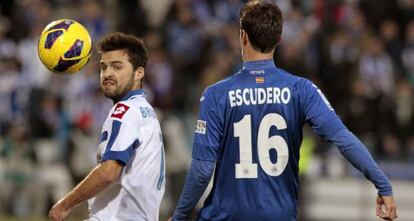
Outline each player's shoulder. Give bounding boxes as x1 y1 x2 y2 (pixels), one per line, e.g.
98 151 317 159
109 96 153 121
120 94 148 107
277 68 315 89
204 70 243 94
276 68 304 84
203 76 232 96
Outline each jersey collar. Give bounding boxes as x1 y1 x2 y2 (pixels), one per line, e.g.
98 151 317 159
120 89 146 101
242 59 276 70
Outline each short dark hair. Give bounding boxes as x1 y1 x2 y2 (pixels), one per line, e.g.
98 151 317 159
240 1 283 53
97 32 148 70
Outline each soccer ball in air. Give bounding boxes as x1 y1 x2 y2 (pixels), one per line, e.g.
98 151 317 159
37 19 92 74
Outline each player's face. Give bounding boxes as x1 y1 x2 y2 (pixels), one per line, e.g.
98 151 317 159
99 50 141 101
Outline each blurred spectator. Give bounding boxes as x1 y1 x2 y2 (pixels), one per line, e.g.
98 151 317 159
394 80 414 143
358 36 395 97
79 0 108 40
360 0 400 29
165 3 204 70
381 133 402 159
0 121 43 217
379 19 405 77
211 0 243 23
115 0 148 36
141 0 173 28
0 57 23 128
0 0 413 219
402 19 414 84
17 23 52 88
0 17 16 58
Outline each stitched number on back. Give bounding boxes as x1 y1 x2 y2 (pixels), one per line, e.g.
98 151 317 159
234 113 289 178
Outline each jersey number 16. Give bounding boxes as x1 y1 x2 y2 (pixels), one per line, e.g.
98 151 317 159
234 113 289 179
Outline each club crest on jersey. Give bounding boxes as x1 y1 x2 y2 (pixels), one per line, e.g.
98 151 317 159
111 103 130 119
195 120 206 134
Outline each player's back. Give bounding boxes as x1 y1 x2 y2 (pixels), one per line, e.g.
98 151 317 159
194 60 310 221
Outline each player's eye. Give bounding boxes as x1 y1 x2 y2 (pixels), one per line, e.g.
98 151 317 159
100 64 107 70
113 65 122 70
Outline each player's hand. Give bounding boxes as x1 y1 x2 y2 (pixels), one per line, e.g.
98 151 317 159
167 217 173 221
376 195 397 220
48 200 72 221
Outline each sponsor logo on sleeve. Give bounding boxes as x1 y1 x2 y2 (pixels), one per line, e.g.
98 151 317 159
111 103 130 119
195 120 206 134
312 84 334 110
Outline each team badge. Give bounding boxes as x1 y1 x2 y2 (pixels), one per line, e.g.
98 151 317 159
111 103 130 119
195 120 206 134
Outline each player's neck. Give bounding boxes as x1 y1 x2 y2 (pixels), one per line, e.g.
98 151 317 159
242 47 274 63
243 53 273 62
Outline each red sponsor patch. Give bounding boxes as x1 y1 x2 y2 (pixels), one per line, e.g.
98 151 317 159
111 103 130 119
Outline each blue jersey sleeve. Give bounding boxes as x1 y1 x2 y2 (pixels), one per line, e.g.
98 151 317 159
330 129 393 195
299 79 392 195
299 79 346 137
192 87 224 161
172 159 215 221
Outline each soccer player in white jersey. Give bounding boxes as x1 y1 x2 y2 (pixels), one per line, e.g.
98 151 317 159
49 32 165 221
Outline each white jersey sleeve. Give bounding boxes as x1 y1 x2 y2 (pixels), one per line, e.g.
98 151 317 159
99 102 142 165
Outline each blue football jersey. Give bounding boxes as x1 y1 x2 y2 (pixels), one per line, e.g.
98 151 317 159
192 59 346 221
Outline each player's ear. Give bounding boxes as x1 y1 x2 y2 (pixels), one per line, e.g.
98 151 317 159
241 29 248 47
134 67 145 81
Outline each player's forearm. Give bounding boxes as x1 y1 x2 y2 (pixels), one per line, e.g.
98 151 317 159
173 158 215 221
331 129 393 195
57 163 118 210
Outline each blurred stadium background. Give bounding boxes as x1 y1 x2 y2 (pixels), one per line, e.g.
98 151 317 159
0 0 413 220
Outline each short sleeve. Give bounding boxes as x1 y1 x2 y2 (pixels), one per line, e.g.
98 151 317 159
192 87 223 161
101 102 140 165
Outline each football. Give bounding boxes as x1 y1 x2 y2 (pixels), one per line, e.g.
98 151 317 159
37 19 92 74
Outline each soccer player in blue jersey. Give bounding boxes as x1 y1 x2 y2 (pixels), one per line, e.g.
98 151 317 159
169 1 397 221
49 33 165 221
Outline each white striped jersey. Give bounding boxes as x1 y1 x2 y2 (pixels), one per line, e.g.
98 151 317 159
88 89 165 221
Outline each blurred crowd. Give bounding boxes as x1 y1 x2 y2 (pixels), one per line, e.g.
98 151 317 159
0 0 413 218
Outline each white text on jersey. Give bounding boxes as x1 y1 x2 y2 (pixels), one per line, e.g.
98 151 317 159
140 107 157 118
229 87 291 107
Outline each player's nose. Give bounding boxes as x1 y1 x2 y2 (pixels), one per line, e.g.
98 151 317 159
101 68 115 78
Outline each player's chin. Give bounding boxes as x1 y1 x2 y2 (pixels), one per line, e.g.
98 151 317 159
103 90 117 100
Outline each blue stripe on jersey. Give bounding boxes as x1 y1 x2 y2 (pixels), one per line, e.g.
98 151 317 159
157 143 165 190
102 139 140 165
100 131 108 143
105 120 122 153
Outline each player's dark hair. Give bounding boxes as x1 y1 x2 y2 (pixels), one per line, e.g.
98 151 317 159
240 1 283 53
97 32 148 70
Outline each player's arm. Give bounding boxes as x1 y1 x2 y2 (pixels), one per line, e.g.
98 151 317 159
328 128 397 220
299 79 397 220
171 87 222 221
49 160 122 221
171 158 215 221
